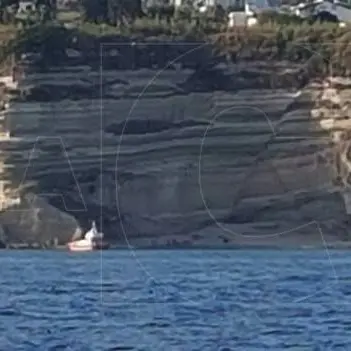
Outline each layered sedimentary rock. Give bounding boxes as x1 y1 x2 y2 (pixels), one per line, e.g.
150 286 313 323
0 42 350 247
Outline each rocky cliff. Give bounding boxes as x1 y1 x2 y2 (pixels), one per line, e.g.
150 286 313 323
0 39 350 248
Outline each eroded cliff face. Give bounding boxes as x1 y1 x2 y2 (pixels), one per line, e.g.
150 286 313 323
311 78 351 218
0 51 350 247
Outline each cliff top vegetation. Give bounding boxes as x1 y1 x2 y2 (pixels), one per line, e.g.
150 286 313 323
0 0 349 76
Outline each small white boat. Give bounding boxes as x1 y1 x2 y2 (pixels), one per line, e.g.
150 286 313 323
67 221 109 252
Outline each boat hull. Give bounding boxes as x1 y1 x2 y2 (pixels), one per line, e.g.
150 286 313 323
67 239 109 252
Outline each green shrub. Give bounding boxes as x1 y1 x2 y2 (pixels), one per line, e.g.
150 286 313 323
0 15 350 78
257 10 306 26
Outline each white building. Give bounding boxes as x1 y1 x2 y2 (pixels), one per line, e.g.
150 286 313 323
171 0 280 10
224 0 280 27
293 0 351 22
17 0 36 14
228 3 259 27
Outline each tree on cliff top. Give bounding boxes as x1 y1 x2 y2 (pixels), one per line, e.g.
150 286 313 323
81 0 142 26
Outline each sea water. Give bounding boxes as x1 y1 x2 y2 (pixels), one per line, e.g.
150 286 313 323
0 250 350 350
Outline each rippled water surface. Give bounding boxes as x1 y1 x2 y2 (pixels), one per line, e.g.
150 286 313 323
0 250 350 350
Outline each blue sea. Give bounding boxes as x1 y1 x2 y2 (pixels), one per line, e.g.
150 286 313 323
0 250 350 350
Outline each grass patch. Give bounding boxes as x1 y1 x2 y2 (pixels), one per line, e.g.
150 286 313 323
57 10 81 23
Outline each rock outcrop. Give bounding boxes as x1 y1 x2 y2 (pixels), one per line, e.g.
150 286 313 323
0 193 82 247
311 78 351 217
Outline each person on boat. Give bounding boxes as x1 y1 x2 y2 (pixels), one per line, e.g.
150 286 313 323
84 221 102 242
